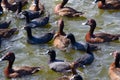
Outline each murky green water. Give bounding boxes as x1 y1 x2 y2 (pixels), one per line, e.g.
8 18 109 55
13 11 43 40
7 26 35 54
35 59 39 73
0 0 120 80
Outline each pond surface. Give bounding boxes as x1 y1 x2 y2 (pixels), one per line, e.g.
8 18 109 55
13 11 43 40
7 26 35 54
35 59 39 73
0 0 120 80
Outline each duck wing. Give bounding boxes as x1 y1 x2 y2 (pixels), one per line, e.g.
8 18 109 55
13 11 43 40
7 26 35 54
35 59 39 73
49 62 71 73
58 7 84 17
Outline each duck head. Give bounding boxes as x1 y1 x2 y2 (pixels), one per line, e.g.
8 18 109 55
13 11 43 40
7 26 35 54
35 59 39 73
46 50 56 62
0 52 15 63
94 0 105 4
82 19 96 34
66 33 76 44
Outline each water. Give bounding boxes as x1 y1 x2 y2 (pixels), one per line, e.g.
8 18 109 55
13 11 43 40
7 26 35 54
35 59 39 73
0 0 120 80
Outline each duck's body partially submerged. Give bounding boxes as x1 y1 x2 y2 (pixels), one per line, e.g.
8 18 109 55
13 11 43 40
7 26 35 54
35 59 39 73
83 19 120 43
23 11 50 28
53 18 70 51
75 44 94 68
0 20 11 29
47 50 79 73
54 0 84 17
1 0 28 12
0 52 41 78
94 0 120 9
0 28 17 38
66 33 98 51
24 26 54 44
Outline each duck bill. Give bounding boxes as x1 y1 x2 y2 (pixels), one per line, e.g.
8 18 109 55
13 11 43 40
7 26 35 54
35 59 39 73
93 0 98 3
82 21 88 25
0 56 5 62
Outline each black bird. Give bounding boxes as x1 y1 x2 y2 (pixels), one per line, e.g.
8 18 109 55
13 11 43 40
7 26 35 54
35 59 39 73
24 26 54 44
75 43 94 68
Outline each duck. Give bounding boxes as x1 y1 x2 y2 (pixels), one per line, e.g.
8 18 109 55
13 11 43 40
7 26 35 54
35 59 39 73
66 33 99 51
47 49 79 73
29 0 44 14
93 0 120 9
1 0 28 12
24 26 54 44
22 11 50 28
0 52 41 78
53 18 70 51
0 0 3 15
0 28 17 38
57 62 83 80
75 43 94 68
54 0 84 17
109 51 120 80
82 19 120 43
7 0 28 4
0 20 11 29
15 1 42 20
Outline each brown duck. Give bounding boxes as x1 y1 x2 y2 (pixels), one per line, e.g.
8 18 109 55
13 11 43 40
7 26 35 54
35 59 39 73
1 0 28 12
93 0 120 9
53 18 70 51
54 0 84 17
0 28 17 38
83 19 120 43
0 52 41 78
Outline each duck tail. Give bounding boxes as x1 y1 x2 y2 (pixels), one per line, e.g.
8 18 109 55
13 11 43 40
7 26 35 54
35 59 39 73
31 66 43 73
73 12 84 17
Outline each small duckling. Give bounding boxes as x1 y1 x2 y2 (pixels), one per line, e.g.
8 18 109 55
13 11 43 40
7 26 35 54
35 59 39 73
75 43 94 68
83 19 120 43
54 0 84 17
23 11 50 28
0 52 41 78
53 18 70 51
47 50 79 73
66 33 99 51
109 51 120 80
24 26 54 44
0 20 11 29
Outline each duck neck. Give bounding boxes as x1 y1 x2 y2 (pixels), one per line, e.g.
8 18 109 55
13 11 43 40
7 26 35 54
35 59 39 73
58 25 65 35
115 54 120 68
7 60 14 70
25 14 30 23
72 68 77 75
70 36 76 44
61 0 68 8
49 56 56 62
101 0 106 5
89 25 95 36
17 2 22 14
26 27 33 39
34 0 39 11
